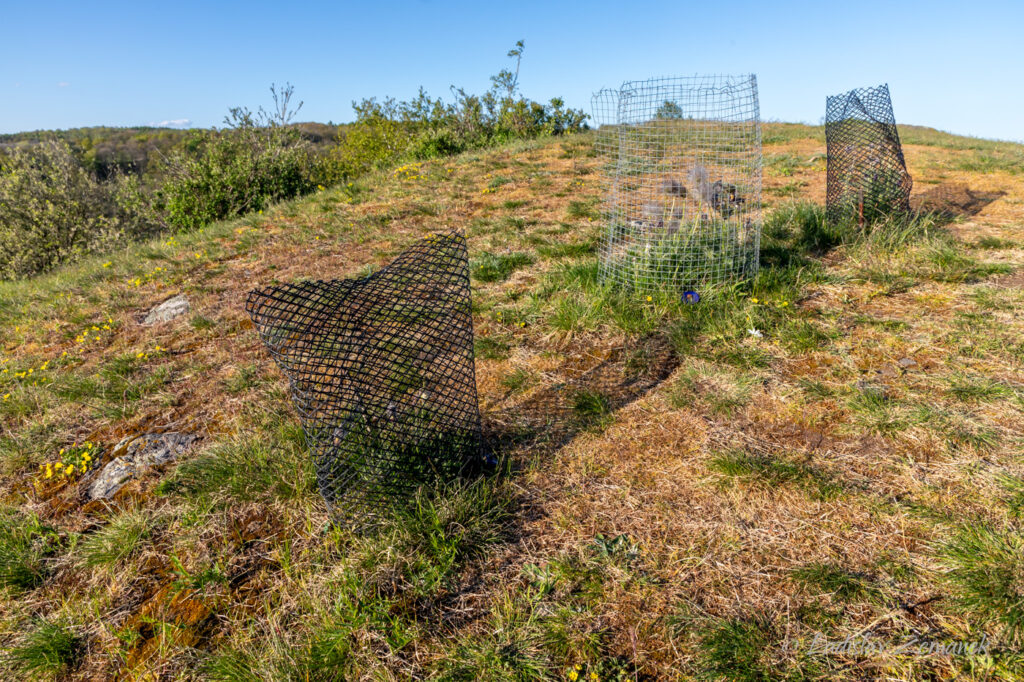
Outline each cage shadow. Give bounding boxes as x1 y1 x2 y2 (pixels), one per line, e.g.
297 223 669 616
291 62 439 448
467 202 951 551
911 182 1006 221
481 335 679 464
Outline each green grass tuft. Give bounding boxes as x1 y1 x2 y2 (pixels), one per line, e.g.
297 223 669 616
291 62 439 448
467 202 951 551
474 334 512 360
942 524 1024 644
791 562 878 602
4 619 82 680
708 450 843 500
698 618 774 682
0 508 59 590
471 252 534 283
158 413 314 503
79 510 151 567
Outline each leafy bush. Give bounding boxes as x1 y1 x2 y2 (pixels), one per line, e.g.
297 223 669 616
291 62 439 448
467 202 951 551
157 87 316 230
326 102 413 183
1 52 585 279
0 140 157 278
326 41 587 181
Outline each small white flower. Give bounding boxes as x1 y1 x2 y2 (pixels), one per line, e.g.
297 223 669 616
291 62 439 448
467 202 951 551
747 328 763 338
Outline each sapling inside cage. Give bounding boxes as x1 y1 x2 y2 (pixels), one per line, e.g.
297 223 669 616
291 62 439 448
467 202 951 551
592 75 762 291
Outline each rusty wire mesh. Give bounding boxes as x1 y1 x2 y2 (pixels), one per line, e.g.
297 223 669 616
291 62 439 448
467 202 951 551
591 75 762 291
246 233 482 520
826 84 912 224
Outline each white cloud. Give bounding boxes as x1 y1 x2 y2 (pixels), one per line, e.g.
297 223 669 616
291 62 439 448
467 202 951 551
57 81 70 88
150 118 192 128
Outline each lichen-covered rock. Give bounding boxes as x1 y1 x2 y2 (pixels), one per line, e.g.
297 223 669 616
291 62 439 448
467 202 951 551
143 295 190 325
88 432 197 500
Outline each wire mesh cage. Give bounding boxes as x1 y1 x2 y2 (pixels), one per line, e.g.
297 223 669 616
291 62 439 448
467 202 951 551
591 75 762 291
826 84 912 224
246 233 483 521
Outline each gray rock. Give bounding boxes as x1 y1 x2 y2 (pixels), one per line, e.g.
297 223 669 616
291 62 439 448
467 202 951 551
88 432 197 500
143 295 190 325
898 357 918 369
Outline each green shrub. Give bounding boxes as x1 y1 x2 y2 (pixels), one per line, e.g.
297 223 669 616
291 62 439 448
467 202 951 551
322 41 587 182
157 108 316 231
0 140 156 278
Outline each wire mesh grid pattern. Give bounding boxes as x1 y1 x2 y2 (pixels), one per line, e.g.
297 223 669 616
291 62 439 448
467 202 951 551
826 84 912 224
591 75 762 291
246 233 482 521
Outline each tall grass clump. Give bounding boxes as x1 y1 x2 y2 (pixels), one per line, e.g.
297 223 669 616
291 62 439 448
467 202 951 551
0 508 59 590
3 619 82 680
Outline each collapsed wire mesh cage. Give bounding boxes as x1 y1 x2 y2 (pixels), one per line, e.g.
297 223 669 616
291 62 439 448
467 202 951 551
246 233 483 522
825 83 912 224
591 74 762 291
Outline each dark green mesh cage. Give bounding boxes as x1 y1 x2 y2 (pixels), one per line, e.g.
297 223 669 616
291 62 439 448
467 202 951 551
826 84 912 224
246 233 482 521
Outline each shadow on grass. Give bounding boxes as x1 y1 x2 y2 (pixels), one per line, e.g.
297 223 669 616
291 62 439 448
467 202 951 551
910 182 1006 220
481 334 679 466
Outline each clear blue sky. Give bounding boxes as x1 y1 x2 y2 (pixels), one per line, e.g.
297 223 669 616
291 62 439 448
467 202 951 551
3 0 1022 141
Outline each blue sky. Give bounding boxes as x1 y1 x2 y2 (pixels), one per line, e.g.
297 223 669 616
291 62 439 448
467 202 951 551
2 0 1022 141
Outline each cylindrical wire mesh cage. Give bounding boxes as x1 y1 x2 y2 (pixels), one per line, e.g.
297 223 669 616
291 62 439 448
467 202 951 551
825 84 912 224
592 75 762 291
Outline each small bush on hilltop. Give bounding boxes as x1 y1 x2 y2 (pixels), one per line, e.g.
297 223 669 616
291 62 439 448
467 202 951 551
326 41 588 182
156 83 317 231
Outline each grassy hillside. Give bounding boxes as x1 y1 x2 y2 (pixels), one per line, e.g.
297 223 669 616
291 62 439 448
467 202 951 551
1 123 1023 680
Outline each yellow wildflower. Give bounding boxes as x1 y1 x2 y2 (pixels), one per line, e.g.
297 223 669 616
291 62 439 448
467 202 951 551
65 464 74 475
568 671 578 682
646 295 652 302
103 261 112 268
750 297 759 304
